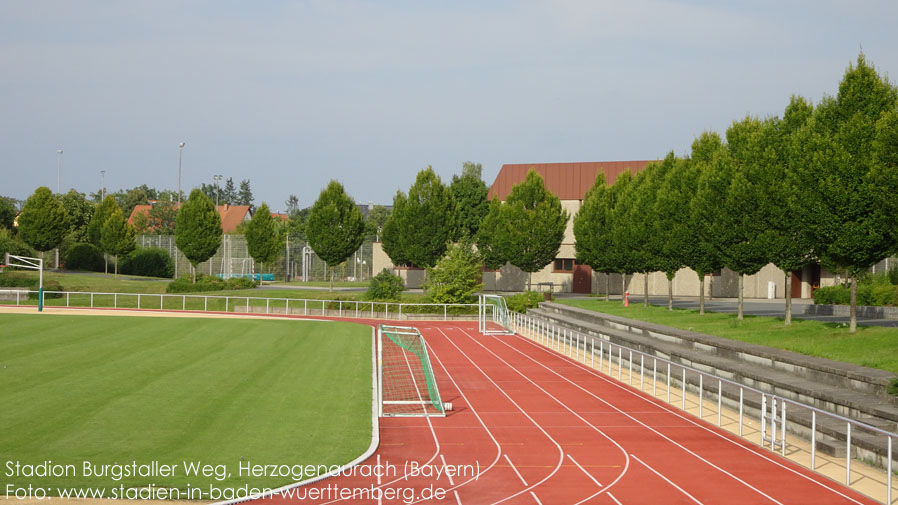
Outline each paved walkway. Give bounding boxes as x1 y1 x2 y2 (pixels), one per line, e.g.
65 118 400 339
559 294 898 328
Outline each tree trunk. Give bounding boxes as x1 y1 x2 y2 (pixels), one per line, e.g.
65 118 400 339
699 275 705 315
784 272 792 326
621 274 626 305
667 276 673 311
192 264 196 284
643 272 649 307
528 272 532 292
114 255 118 280
737 274 744 321
849 275 857 333
104 254 108 274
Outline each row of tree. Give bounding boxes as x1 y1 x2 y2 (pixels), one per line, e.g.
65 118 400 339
573 54 898 332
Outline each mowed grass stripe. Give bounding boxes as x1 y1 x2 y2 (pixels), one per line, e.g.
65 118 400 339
0 313 372 491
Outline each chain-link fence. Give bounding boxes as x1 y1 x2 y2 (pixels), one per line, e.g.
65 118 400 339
137 234 373 282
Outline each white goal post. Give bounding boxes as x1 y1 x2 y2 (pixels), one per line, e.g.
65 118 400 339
478 294 514 335
3 253 45 311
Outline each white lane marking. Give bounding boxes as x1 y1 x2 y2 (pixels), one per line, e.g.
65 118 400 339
608 492 623 505
631 454 706 505
504 333 789 505
530 491 543 504
436 328 565 505
453 490 463 505
441 454 456 486
505 454 529 486
515 331 870 505
454 327 631 505
567 454 603 487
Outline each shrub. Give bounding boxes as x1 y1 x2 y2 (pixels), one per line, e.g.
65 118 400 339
505 291 547 314
64 243 105 272
0 272 64 299
366 268 405 301
121 248 174 278
0 228 36 259
888 265 898 286
166 274 257 293
889 377 898 396
814 278 898 307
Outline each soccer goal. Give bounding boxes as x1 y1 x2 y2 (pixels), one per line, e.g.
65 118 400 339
478 294 514 335
377 325 447 417
4 253 44 312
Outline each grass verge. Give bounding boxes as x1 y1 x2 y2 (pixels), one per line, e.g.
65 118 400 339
558 299 898 375
0 313 372 495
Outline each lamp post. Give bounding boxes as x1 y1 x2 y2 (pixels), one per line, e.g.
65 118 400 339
100 170 106 200
56 149 63 194
177 142 186 205
213 174 223 205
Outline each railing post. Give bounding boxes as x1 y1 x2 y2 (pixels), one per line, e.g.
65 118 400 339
846 422 851 486
781 400 786 456
718 379 722 426
761 395 767 447
771 398 777 450
339 301 342 318
444 304 447 320
246 297 249 313
90 293 94 308
699 374 703 419
399 304 402 321
681 367 686 410
204 296 207 312
138 293 141 309
183 295 186 311
114 293 117 308
739 387 743 436
226 297 229 312
266 298 270 314
628 350 633 385
618 347 622 380
666 363 671 402
591 340 595 368
887 435 891 505
286 299 290 315
640 354 644 390
653 358 657 396
66 292 70 307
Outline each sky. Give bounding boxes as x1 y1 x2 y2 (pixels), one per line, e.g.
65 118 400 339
1 1 897 212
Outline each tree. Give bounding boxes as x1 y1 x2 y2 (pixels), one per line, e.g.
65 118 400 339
306 181 365 291
100 207 136 279
450 161 490 239
717 116 776 319
381 167 457 269
285 194 300 216
651 153 690 310
481 170 567 290
792 54 898 332
222 178 237 205
56 190 94 244
17 187 69 259
238 179 254 209
608 171 640 302
113 187 149 218
87 196 121 273
686 132 728 315
0 196 17 231
768 96 816 324
146 202 178 235
423 238 484 304
573 173 616 301
175 189 222 283
475 197 509 271
245 202 282 274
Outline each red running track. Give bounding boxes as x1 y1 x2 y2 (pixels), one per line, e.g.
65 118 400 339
255 320 879 505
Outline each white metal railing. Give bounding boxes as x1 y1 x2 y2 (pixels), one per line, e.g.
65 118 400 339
0 289 484 322
510 311 897 505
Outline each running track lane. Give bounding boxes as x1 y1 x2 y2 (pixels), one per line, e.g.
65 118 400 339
255 320 879 504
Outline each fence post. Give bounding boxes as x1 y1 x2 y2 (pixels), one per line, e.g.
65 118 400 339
66 292 70 307
138 293 141 309
204 296 207 312
91 293 94 308
781 400 786 456
618 347 623 380
681 367 686 410
628 350 633 385
718 380 722 427
226 297 229 312
653 359 657 396
266 298 270 314
399 304 402 321
739 387 743 437
887 435 891 505
591 341 595 368
761 395 767 446
286 299 290 315
114 293 117 308
699 374 703 419
846 422 851 486
444 304 447 321
183 295 186 311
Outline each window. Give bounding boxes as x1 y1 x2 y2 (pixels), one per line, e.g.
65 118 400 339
553 258 575 273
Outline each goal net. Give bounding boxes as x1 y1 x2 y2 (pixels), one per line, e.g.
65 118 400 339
378 325 446 417
478 294 514 335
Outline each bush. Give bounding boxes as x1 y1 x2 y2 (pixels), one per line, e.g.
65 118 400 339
504 291 547 314
813 285 850 305
0 227 36 259
814 276 898 307
166 274 258 293
64 243 105 272
121 248 174 278
366 269 405 301
888 265 898 286
0 272 64 299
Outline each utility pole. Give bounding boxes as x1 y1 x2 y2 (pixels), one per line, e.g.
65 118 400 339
177 142 186 205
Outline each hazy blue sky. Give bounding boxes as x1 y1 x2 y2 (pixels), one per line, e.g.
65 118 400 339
2 1 896 211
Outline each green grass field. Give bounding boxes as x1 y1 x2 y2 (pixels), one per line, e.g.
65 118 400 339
0 313 372 496
559 299 898 374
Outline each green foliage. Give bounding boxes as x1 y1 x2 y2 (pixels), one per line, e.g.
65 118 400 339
573 173 616 274
175 189 223 280
0 227 36 259
478 170 567 288
56 190 94 245
17 186 69 252
450 162 489 239
504 291 546 314
889 377 898 396
475 198 508 270
245 202 282 267
87 196 121 247
0 196 17 231
306 181 365 288
166 274 257 293
889 265 898 286
813 274 898 306
365 205 392 242
237 179 254 209
120 248 174 278
365 268 405 301
423 239 483 304
686 132 728 278
100 206 137 277
381 167 457 268
64 243 105 272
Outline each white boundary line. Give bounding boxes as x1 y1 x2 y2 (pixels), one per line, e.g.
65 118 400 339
435 328 566 505
504 454 529 486
509 330 870 505
631 453 706 505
